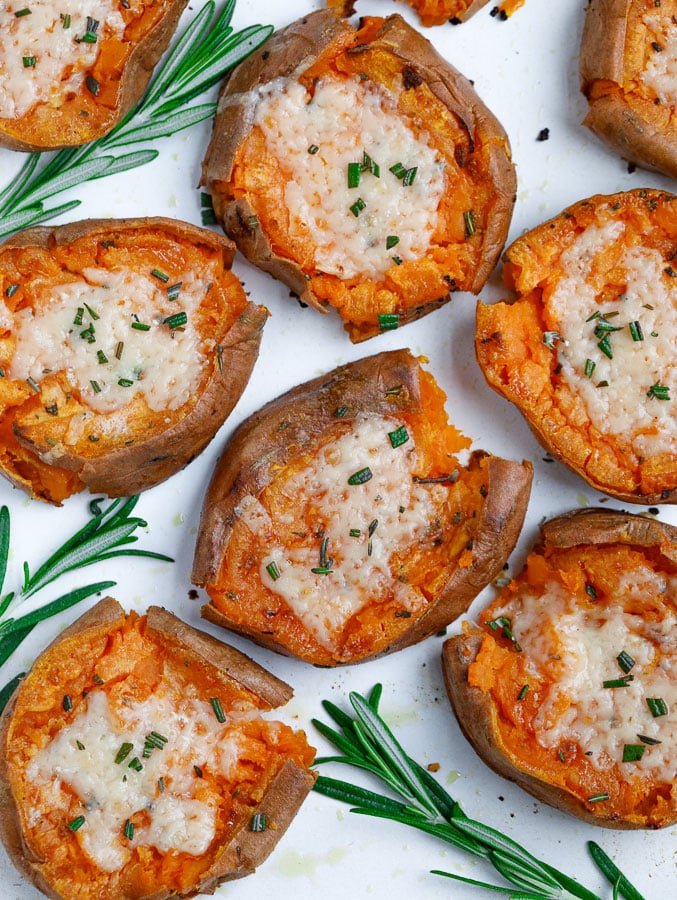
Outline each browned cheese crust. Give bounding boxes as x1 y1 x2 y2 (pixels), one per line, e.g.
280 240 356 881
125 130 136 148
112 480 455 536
443 509 677 829
193 348 532 665
203 11 516 341
581 0 677 177
0 217 267 502
0 599 316 900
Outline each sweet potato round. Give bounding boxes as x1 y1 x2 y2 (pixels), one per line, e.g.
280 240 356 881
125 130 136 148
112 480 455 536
476 188 677 505
443 509 677 829
203 11 516 342
580 0 677 177
0 0 188 151
193 348 532 666
0 217 266 504
0 598 316 900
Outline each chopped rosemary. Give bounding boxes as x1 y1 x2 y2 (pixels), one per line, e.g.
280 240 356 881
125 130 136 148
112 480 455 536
597 334 613 359
616 650 635 673
85 75 100 96
628 320 644 341
584 358 596 378
62 694 72 712
463 210 476 237
347 467 373 485
386 235 400 249
378 312 399 331
587 792 609 803
517 684 529 701
67 815 85 832
5 284 19 298
388 425 409 448
128 757 143 772
124 819 134 840
266 560 281 581
622 744 646 763
115 742 134 764
308 144 319 154
349 197 366 217
542 331 560 349
14 7 32 15
250 812 267 832
23 56 37 68
646 697 668 717
164 311 188 329
603 675 633 688
166 282 182 301
210 697 226 723
646 382 670 401
131 321 151 331
347 162 361 188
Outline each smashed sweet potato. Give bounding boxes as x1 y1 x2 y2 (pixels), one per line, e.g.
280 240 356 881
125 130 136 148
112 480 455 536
203 11 516 342
0 0 188 151
0 217 266 504
443 509 677 829
0 599 316 900
476 188 677 505
581 0 677 177
193 349 532 666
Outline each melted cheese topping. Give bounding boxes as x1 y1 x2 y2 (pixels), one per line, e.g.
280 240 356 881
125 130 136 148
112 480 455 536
491 571 677 783
0 0 125 119
253 75 445 280
547 221 677 458
10 266 213 413
641 14 677 107
26 689 254 872
236 414 443 649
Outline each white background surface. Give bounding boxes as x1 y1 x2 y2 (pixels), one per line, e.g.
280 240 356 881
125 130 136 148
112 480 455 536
0 0 676 897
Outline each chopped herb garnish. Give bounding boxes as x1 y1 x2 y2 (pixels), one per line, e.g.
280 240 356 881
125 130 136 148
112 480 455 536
349 528 361 537
23 56 37 68
166 282 182 301
389 162 406 178
349 197 366 217
131 321 151 331
616 650 635 673
151 268 169 282
5 284 19 298
67 815 85 832
308 144 319 154
15 7 32 15
585 582 597 600
368 519 378 537
628 320 644 341
266 560 281 581
593 317 622 334
158 777 165 793
45 403 58 416
646 697 668 717
646 382 670 401
62 694 72 712
587 793 609 803
210 697 226 723
378 312 399 331
128 757 143 772
402 166 417 186
115 341 124 359
622 744 646 763
61 12 70 26
386 235 400 250
388 425 409 448
118 378 134 387
392 256 403 265
250 812 267 832
76 740 85 750
26 376 40 393
557 749 565 763
347 467 373 485
194 765 203 777
85 75 100 96
96 350 108 364
335 405 349 418
311 566 333 575
84 302 99 320
542 331 560 350
124 819 134 840
517 684 529 701
144 731 168 750
638 734 661 745
413 471 459 485
584 358 596 378
164 311 187 329
347 162 361 188
463 209 476 237
486 616 522 652
362 152 380 176
597 334 613 359
90 380 101 393
603 675 633 688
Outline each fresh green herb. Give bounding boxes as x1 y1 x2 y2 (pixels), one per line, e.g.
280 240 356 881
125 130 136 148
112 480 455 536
0 2 273 239
62 694 73 712
308 144 319 154
646 382 670 401
92 673 104 685
587 793 609 803
616 650 635 673
67 816 85 832
76 740 85 750
166 282 182 301
61 13 71 27
5 284 19 298
124 819 134 840
128 757 143 772
347 162 361 189
628 320 644 341
517 684 529 701
622 744 646 763
151 268 169 282
85 75 100 96
23 56 37 68
603 675 633 688
14 7 32 16
386 235 399 250
347 467 373 485
164 311 187 329
115 341 124 359
584 358 596 378
349 528 361 538
118 378 134 387
349 197 366 217
391 256 403 265
463 210 476 237
597 334 613 359
0 497 172 706
115 742 134 764
194 764 203 777
637 734 661 745
388 425 409 448
646 697 668 717
362 152 380 176
588 841 646 900
131 321 150 331
378 312 399 331
486 615 522 651
585 582 597 600
210 697 226 723
96 350 108 364
250 812 267 832
335 406 349 418
413 471 459 485
312 686 645 900
266 561 281 581
542 331 560 349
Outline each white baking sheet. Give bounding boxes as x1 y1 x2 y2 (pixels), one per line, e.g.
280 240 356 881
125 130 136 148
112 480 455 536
0 0 675 897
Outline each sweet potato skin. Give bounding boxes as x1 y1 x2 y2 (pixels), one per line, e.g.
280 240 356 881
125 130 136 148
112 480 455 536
203 11 516 341
442 509 677 829
580 0 677 177
0 0 189 151
193 348 532 665
0 598 316 900
476 189 677 505
0 217 267 503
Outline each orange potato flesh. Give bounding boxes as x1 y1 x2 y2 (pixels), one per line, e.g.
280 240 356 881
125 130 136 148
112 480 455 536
0 602 315 900
476 188 677 504
0 0 187 150
0 219 261 503
449 516 677 828
325 0 526 26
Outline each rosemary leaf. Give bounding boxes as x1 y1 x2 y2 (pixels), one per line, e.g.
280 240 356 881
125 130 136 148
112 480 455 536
588 842 646 900
0 672 24 715
0 505 9 597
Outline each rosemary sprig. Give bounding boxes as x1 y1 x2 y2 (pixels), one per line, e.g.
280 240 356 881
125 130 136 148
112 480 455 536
312 687 646 900
0 1 273 239
0 496 172 696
